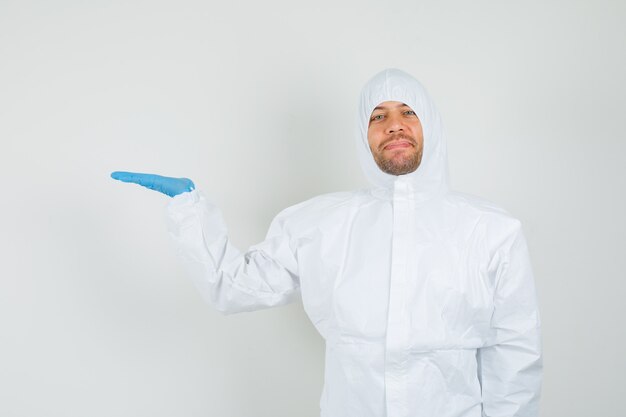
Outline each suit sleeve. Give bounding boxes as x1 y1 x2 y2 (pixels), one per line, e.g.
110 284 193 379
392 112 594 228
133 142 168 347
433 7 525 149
165 189 301 315
478 221 543 417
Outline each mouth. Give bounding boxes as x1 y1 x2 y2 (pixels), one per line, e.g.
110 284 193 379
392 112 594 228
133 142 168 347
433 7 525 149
383 141 414 151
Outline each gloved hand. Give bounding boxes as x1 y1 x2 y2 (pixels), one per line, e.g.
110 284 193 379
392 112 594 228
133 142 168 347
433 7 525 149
111 171 195 197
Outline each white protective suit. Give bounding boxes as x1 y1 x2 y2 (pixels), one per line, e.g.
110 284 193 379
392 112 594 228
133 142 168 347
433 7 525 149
165 68 542 417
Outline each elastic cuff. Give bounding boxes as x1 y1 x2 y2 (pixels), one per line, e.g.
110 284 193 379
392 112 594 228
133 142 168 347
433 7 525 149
167 188 201 208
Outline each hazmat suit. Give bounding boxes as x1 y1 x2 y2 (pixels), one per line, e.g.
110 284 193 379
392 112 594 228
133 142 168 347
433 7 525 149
165 68 543 417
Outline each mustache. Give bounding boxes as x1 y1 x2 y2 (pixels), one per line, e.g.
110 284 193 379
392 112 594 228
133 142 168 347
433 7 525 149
379 134 417 150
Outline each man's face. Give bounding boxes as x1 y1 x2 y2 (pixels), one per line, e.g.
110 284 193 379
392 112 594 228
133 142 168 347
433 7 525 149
367 101 424 176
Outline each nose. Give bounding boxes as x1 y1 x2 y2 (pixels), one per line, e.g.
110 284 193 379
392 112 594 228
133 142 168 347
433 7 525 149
384 112 405 134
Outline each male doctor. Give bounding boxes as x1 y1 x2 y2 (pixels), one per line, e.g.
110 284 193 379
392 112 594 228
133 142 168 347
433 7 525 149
112 68 542 417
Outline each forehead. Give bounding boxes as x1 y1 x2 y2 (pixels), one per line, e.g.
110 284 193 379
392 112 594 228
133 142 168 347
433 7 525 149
371 101 412 113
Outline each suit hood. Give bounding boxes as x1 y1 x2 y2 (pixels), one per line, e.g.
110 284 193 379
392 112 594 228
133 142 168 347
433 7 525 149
355 68 450 199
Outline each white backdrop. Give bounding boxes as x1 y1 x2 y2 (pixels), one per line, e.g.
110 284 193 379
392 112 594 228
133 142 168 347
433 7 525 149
1 1 624 416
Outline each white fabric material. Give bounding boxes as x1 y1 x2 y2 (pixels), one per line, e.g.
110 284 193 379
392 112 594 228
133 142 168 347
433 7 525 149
165 68 542 417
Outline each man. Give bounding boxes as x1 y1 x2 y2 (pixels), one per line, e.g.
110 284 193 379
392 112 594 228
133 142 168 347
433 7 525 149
111 68 542 417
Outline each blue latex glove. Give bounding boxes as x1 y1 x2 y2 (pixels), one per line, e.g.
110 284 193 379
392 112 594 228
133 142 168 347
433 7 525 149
111 171 195 197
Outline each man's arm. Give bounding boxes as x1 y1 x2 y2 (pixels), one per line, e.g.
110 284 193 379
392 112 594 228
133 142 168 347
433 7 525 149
478 221 543 417
165 189 301 315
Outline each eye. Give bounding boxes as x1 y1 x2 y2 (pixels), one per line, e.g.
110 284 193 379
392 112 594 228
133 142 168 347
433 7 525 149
370 114 383 121
404 110 416 116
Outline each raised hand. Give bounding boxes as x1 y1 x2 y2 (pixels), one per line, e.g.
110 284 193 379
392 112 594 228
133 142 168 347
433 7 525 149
111 171 195 197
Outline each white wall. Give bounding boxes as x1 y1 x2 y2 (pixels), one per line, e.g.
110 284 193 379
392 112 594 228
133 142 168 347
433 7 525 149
1 0 624 416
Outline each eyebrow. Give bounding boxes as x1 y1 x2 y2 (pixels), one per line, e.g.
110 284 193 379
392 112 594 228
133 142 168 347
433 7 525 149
372 102 411 112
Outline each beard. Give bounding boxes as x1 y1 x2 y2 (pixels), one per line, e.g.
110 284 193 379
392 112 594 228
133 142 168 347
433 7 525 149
371 136 423 176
